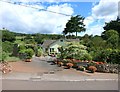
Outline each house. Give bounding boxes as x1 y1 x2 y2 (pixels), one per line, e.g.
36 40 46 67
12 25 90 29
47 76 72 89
41 38 79 55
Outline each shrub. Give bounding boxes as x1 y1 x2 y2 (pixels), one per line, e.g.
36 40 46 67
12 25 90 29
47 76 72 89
25 49 34 59
93 49 120 64
62 59 70 66
88 61 96 66
58 42 92 61
78 66 86 71
19 49 34 59
37 48 43 57
80 53 92 61
2 51 8 62
2 41 13 53
18 45 26 51
88 66 97 73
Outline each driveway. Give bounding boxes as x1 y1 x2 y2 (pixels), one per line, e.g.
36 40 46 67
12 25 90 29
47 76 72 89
1 56 118 90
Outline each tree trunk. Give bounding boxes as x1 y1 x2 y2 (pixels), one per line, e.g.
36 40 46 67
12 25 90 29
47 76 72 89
76 32 77 37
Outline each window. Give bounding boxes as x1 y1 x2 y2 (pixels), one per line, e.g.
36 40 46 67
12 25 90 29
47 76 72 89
50 48 54 52
60 39 63 42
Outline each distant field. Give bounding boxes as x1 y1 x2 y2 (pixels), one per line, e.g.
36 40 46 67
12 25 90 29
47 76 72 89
15 36 25 45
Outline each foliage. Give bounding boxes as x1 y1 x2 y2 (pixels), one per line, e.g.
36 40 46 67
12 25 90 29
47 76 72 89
59 42 92 60
34 33 45 44
63 15 86 37
25 39 35 44
78 66 86 71
12 44 19 56
37 47 43 57
93 49 120 64
2 29 16 42
18 45 26 51
5 56 20 62
2 51 8 62
103 17 120 35
24 34 32 39
24 49 34 59
87 61 96 67
102 30 119 48
2 41 14 53
19 47 34 59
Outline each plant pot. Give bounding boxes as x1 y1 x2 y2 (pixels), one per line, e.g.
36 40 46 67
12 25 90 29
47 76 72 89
66 63 73 69
25 59 32 62
88 66 97 73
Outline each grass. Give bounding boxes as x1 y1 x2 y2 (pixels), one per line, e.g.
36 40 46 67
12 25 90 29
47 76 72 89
5 56 21 62
14 39 25 45
15 36 25 45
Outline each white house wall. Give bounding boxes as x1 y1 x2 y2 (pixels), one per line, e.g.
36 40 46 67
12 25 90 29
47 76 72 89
48 39 67 55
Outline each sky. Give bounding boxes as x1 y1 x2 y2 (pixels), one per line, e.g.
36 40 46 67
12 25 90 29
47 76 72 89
0 0 119 36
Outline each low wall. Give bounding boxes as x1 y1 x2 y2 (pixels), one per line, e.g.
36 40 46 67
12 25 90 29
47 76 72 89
95 64 118 74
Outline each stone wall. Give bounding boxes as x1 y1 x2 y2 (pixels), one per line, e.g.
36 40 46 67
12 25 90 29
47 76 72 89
95 64 118 74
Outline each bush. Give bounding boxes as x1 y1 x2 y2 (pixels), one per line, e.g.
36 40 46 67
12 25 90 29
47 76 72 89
62 59 70 66
93 49 120 64
25 49 34 59
37 48 43 57
88 66 97 73
19 48 34 59
87 61 96 67
80 53 92 61
2 41 13 53
2 51 8 62
19 45 26 51
58 42 93 61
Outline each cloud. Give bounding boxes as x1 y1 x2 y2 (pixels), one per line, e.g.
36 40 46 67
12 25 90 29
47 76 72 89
9 0 100 3
83 0 119 36
92 0 118 22
84 16 95 27
0 1 74 34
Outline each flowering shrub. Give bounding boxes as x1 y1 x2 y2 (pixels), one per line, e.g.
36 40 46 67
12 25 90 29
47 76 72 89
88 66 97 73
88 61 96 67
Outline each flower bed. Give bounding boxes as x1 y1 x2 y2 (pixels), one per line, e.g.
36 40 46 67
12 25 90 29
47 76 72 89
53 59 118 74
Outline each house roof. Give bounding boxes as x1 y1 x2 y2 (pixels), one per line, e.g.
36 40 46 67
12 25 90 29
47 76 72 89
41 39 79 48
41 40 56 48
65 39 79 42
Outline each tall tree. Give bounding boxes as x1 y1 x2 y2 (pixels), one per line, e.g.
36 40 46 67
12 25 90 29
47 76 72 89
2 29 16 42
102 30 119 48
103 17 120 35
63 15 86 37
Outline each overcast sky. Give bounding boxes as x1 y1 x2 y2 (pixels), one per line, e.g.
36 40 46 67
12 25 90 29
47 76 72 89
0 0 119 36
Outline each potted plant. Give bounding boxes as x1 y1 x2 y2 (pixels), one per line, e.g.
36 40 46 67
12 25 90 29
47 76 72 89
88 66 97 73
58 62 63 67
66 63 73 69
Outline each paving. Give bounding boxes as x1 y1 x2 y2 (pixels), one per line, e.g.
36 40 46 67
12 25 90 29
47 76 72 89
1 56 118 82
1 56 118 90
